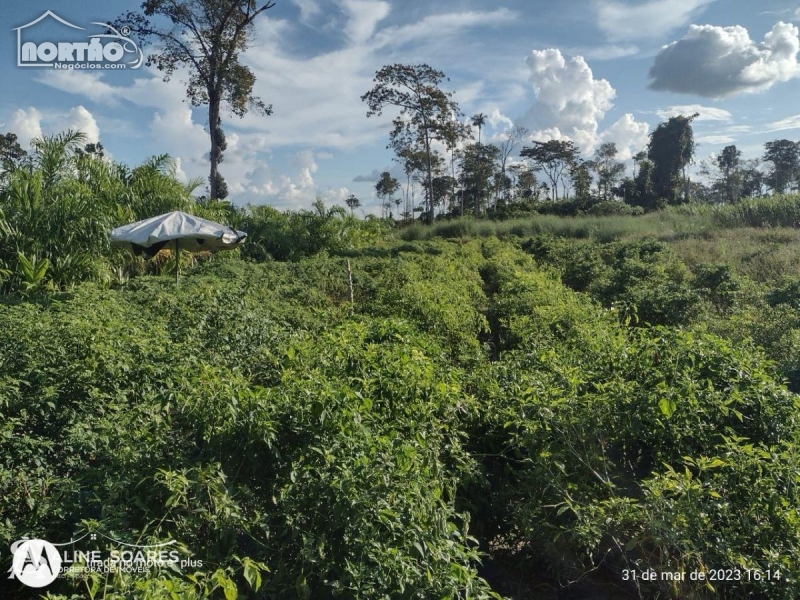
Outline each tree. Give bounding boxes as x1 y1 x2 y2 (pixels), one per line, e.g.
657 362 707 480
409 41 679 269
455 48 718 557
0 132 29 174
741 159 765 198
520 140 579 201
345 194 361 216
459 143 499 215
647 114 697 204
362 64 463 223
441 117 472 214
471 113 487 145
509 163 543 202
570 160 593 200
117 0 275 200
375 171 400 219
394 147 427 220
700 145 743 203
495 126 528 206
591 142 625 200
763 139 800 194
632 150 647 180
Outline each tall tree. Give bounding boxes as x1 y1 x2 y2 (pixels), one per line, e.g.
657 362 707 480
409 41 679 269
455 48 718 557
520 140 579 201
362 64 463 223
117 0 275 200
471 113 487 145
570 160 593 200
647 114 697 204
345 194 361 216
495 125 528 205
441 116 472 215
763 139 800 194
700 145 743 203
591 142 626 200
741 159 765 199
459 143 499 215
394 147 427 220
632 150 647 180
0 133 29 175
375 171 400 219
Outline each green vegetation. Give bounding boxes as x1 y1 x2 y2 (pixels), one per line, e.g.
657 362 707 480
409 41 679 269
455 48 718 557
4 137 800 597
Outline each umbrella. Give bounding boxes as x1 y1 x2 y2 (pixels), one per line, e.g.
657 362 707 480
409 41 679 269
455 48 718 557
110 211 247 285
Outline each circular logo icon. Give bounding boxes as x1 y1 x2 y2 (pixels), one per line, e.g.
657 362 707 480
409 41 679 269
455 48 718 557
12 539 61 588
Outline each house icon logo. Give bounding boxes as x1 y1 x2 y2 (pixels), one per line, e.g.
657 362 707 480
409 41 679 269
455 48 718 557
13 10 143 70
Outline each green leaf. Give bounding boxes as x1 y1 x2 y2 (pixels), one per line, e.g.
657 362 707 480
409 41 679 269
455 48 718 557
658 397 676 418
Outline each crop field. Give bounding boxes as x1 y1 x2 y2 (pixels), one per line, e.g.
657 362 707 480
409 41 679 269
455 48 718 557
4 199 800 598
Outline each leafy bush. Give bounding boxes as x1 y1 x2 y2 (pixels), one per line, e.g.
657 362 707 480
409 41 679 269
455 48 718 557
586 200 644 216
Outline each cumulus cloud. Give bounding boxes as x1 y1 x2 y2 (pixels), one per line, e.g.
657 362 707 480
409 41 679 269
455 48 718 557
3 105 100 148
6 107 43 148
353 169 383 182
595 0 715 42
58 106 100 144
649 21 800 97
600 114 650 159
655 105 732 122
519 48 648 157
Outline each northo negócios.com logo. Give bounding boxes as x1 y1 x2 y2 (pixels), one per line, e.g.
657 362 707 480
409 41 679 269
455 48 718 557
13 11 143 70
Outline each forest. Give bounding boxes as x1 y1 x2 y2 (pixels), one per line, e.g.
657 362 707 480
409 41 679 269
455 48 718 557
4 1 800 599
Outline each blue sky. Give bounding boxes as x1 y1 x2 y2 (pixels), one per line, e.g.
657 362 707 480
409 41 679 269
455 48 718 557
3 0 800 213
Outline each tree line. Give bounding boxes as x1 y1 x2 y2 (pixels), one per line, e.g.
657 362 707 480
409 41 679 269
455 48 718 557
359 64 800 221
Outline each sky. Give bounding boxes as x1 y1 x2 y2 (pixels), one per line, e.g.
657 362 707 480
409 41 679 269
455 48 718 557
3 0 800 213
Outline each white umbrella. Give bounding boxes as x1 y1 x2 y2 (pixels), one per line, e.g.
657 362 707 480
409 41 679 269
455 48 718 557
110 211 247 284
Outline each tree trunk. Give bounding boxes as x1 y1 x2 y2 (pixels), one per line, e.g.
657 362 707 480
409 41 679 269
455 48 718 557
425 133 434 223
208 90 221 199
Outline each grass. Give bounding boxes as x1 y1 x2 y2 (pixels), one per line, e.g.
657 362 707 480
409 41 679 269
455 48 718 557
397 195 800 284
399 210 709 243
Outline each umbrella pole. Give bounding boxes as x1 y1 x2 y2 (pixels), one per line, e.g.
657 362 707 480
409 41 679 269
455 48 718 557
175 239 180 286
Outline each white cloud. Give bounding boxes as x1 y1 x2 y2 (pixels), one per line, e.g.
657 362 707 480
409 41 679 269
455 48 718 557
6 107 43 149
595 0 715 42
649 21 800 97
340 0 390 43
58 106 100 144
3 105 100 148
656 105 733 122
696 135 736 145
518 48 648 157
579 44 640 60
292 0 321 22
766 113 800 132
487 108 514 132
600 113 649 159
372 9 516 48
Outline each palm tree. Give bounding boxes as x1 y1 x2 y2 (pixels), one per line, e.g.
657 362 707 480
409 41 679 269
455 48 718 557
345 194 361 216
471 113 487 145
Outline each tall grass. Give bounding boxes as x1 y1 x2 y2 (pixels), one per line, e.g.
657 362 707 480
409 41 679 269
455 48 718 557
400 211 709 243
711 194 800 228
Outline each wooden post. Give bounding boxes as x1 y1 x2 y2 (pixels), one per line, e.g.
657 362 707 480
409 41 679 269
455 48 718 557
346 259 354 304
175 239 180 286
